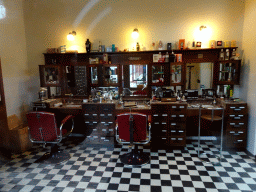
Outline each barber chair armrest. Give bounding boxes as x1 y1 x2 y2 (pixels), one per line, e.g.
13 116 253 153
60 115 75 138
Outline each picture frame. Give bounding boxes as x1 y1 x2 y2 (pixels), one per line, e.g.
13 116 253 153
179 39 185 49
216 41 223 48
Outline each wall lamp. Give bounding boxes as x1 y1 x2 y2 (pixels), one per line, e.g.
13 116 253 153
67 31 76 41
199 25 207 31
131 28 139 39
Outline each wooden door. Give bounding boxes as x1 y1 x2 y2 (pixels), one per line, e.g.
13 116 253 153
0 58 9 150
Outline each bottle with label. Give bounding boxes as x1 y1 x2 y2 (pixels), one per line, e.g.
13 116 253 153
85 39 91 53
192 39 195 48
219 49 225 60
225 49 230 60
136 42 140 51
165 52 169 62
99 41 102 52
170 51 176 62
230 49 236 60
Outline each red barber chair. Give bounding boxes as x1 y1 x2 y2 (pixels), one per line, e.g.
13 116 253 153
115 112 151 166
26 111 74 164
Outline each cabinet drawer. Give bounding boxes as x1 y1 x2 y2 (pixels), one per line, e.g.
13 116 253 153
169 105 187 113
227 122 246 130
84 113 99 120
152 121 168 128
151 105 169 112
99 104 115 113
227 114 247 122
169 122 186 129
99 121 115 128
227 130 246 137
152 136 169 145
169 114 186 121
152 127 168 136
84 120 99 128
152 113 169 122
226 104 247 114
98 128 115 137
169 136 186 146
83 104 99 113
169 129 186 136
226 135 246 148
99 113 115 121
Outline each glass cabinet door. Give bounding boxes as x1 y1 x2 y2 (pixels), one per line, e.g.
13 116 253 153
39 65 63 87
103 65 119 86
152 64 165 85
90 65 99 86
170 63 184 85
217 60 241 85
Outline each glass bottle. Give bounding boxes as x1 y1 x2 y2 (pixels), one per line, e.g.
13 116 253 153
98 41 102 52
165 52 169 62
225 49 230 60
219 49 225 60
230 49 236 60
85 39 91 53
136 42 140 51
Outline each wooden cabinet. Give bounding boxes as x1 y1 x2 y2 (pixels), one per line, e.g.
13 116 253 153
82 103 115 145
150 63 170 86
151 103 187 148
215 60 241 85
223 102 247 149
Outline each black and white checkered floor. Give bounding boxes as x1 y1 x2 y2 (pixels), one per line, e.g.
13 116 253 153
0 137 256 192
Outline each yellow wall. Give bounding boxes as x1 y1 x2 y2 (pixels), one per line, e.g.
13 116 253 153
241 0 256 155
0 0 38 121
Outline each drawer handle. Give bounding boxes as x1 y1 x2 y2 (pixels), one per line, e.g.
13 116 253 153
239 123 244 125
85 121 89 123
93 129 97 131
153 114 159 116
102 129 106 131
178 138 183 140
84 114 89 116
230 123 235 125
171 138 176 140
179 115 185 117
93 121 97 124
109 122 113 124
162 114 168 116
93 114 97 116
179 106 185 108
229 115 235 117
171 130 176 132
109 129 113 131
234 109 241 111
108 114 113 116
162 138 167 140
236 140 243 142
171 123 176 126
238 115 244 117
171 115 176 117
162 122 167 125
101 122 106 124
178 130 184 133
230 107 236 109
93 136 98 138
104 123 109 126
234 117 241 119
154 122 159 124
239 107 245 109
101 137 105 139
230 131 235 134
238 131 244 134
100 114 105 116
172 106 177 108
162 130 167 132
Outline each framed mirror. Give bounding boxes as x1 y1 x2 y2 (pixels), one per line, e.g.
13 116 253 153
186 62 213 94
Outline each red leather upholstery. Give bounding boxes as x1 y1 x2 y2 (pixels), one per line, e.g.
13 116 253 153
26 111 62 142
117 113 147 142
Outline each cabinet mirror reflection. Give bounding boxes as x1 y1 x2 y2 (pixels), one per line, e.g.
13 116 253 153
185 63 213 94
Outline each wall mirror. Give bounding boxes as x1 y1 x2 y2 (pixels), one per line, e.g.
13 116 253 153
185 62 213 94
122 64 148 96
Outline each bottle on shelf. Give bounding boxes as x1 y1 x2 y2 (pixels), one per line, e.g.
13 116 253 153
230 49 236 60
225 49 230 60
85 39 91 53
170 51 176 62
165 52 169 62
136 42 140 51
99 41 102 52
219 49 225 60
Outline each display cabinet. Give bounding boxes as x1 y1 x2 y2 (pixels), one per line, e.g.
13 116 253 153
170 62 185 91
88 64 100 86
39 65 63 87
216 60 241 85
151 63 170 86
103 64 120 86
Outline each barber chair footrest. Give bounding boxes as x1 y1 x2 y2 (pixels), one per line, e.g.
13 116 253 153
120 151 150 166
35 151 71 164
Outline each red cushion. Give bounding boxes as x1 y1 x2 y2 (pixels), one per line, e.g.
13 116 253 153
117 113 147 142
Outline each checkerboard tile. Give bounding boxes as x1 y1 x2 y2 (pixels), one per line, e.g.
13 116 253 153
0 137 255 192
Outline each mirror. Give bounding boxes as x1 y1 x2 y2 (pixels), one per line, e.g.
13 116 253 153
186 63 213 94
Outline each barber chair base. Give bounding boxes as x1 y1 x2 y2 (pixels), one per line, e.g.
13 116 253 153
35 144 70 164
120 151 150 166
